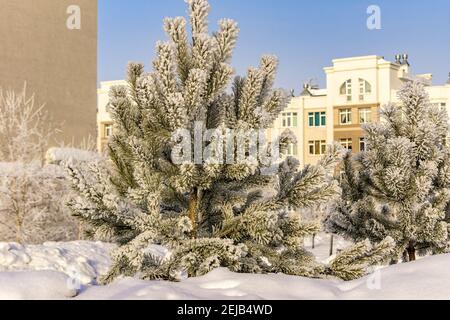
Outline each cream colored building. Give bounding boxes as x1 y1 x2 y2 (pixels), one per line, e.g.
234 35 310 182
273 55 450 166
0 0 98 146
97 80 127 151
98 55 450 160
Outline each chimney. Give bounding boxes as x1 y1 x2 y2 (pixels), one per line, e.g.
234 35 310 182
447 72 450 85
300 83 312 96
402 53 410 66
395 54 402 64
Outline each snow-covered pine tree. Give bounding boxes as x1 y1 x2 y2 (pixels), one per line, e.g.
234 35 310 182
68 0 393 282
326 81 450 262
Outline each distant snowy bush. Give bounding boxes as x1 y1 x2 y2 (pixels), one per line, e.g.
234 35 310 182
0 86 103 244
46 148 102 166
0 161 80 243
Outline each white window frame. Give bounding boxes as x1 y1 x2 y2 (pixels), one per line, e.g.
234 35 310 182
359 137 366 152
339 109 352 125
321 112 326 126
359 108 372 124
104 124 113 138
308 140 327 155
340 79 352 102
308 111 327 127
287 143 298 156
346 80 352 101
358 79 372 101
308 113 314 127
432 102 447 108
340 138 353 151
282 112 298 128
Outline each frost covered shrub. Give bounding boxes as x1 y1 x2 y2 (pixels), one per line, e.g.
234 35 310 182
0 163 80 244
0 86 84 244
327 82 450 262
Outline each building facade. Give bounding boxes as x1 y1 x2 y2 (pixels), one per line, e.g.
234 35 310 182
0 0 98 146
273 55 450 166
97 80 127 152
97 55 450 160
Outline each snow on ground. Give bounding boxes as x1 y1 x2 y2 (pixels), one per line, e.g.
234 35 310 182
77 254 450 300
0 241 113 285
1 240 450 300
0 271 76 300
303 233 353 263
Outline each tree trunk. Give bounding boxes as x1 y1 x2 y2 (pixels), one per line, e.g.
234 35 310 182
329 235 334 257
78 222 84 241
407 243 416 262
15 214 23 244
15 229 22 244
188 189 199 238
402 250 408 262
312 234 316 249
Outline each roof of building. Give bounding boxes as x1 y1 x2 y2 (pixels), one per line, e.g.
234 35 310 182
99 80 128 90
300 87 327 97
331 55 384 63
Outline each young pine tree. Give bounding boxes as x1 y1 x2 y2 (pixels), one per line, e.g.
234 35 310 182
326 82 450 262
69 0 393 282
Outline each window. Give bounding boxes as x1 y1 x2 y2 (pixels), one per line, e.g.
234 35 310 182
287 143 298 156
104 124 113 138
308 112 326 127
359 108 372 124
340 138 353 151
321 112 326 126
308 140 327 155
431 102 447 109
282 112 298 128
340 79 352 102
358 79 372 101
308 113 313 127
339 109 352 125
359 138 366 152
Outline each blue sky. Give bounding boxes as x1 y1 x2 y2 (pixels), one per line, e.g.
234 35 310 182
98 0 450 92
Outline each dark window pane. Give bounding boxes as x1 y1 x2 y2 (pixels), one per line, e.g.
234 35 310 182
315 141 320 155
309 114 314 126
315 113 320 126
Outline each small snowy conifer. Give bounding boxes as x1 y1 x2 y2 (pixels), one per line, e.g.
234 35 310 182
326 82 450 262
69 0 393 282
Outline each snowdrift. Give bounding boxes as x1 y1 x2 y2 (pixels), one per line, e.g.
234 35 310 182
0 241 449 300
0 241 113 285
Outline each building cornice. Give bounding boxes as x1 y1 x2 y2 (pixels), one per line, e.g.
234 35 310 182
331 55 382 63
